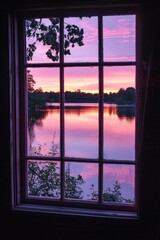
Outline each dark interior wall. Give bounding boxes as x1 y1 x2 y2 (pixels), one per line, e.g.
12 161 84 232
0 1 160 239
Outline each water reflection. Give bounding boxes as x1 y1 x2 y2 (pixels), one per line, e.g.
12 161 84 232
28 108 60 156
104 105 135 161
27 160 135 202
103 164 135 203
27 103 135 159
116 105 135 120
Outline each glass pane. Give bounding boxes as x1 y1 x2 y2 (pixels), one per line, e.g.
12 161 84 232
27 160 61 198
103 15 135 62
64 67 98 158
103 66 136 160
103 164 135 204
65 162 98 201
64 16 98 62
27 68 60 157
26 18 60 63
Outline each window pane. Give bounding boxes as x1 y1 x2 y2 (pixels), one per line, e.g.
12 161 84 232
27 68 60 157
64 16 98 62
65 162 98 201
27 160 61 199
26 18 60 63
22 9 138 211
103 15 135 62
103 164 135 204
64 67 98 158
103 66 135 160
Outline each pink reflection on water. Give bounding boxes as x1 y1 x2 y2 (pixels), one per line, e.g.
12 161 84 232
104 105 135 160
65 162 98 200
103 164 135 200
28 108 60 156
103 164 134 185
65 105 98 158
28 104 135 160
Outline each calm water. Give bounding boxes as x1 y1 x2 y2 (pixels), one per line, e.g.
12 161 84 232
27 103 135 201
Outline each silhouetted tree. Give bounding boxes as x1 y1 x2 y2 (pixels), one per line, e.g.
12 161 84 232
90 181 134 203
27 69 36 93
28 161 85 199
26 18 84 62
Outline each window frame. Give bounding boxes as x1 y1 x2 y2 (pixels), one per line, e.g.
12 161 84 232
11 3 141 219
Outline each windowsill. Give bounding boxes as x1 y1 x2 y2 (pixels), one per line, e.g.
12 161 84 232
12 203 139 220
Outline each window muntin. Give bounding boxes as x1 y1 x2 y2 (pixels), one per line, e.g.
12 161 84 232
21 10 138 212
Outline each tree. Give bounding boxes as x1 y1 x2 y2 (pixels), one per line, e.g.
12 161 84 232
28 161 61 197
28 161 85 199
103 180 123 202
90 181 134 203
28 146 85 199
26 18 84 62
26 18 85 110
27 69 36 93
65 164 85 199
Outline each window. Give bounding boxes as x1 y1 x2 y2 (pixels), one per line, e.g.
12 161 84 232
13 4 140 218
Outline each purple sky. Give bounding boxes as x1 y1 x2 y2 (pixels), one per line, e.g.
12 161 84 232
26 15 136 93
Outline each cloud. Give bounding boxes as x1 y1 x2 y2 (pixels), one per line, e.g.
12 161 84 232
103 15 135 40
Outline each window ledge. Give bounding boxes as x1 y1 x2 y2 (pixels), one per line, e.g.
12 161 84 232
12 203 139 220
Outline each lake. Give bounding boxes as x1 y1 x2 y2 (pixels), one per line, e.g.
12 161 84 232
27 103 135 201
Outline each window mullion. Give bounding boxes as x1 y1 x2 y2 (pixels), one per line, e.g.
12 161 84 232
60 17 65 202
98 15 104 206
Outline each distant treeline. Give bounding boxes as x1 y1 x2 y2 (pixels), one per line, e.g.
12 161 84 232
28 87 136 110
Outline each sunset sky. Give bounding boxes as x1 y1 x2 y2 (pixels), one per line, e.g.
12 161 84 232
26 14 136 93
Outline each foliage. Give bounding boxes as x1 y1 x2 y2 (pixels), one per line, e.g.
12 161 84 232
28 161 85 199
27 69 36 93
104 87 136 105
65 165 85 199
28 158 134 202
28 161 61 197
90 181 134 203
48 132 59 156
103 180 123 202
26 19 134 203
28 87 136 113
26 18 84 62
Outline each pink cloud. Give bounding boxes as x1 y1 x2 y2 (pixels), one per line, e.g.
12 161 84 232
103 16 135 40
